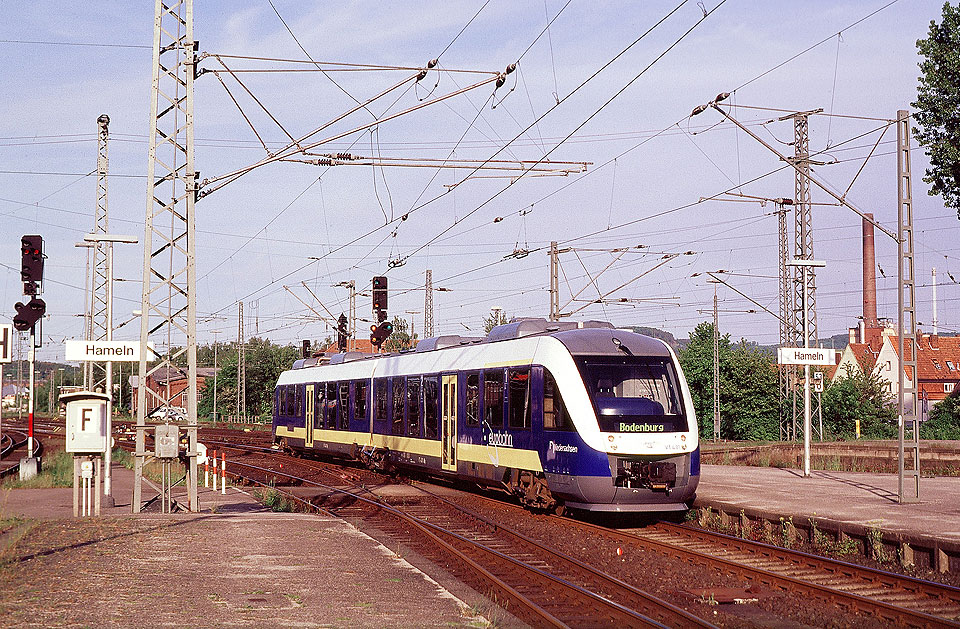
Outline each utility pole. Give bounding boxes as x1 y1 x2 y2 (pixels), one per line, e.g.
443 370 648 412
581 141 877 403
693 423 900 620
135 0 198 513
211 330 220 421
711 280 720 442
787 112 821 447
932 268 938 335
549 241 559 321
776 200 793 441
335 281 357 350
897 109 920 503
424 269 434 338
238 301 245 421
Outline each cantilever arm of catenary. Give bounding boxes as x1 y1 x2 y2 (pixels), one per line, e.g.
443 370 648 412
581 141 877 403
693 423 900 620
198 74 503 198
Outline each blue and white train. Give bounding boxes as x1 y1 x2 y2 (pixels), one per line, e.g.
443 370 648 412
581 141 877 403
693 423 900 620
272 319 700 513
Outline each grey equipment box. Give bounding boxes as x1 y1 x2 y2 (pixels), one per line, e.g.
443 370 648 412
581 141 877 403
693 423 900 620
155 424 179 459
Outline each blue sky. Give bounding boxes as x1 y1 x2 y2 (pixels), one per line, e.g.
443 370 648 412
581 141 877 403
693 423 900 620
2 1 957 362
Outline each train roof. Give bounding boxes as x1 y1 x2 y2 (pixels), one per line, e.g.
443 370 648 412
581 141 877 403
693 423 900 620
289 318 670 371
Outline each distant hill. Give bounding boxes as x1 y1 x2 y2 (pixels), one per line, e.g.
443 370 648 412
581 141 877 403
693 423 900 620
622 326 680 350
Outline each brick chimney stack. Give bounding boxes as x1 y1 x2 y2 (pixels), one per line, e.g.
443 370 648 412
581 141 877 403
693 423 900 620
862 213 878 327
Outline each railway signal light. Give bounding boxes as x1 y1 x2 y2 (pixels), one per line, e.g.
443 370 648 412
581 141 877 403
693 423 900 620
370 319 393 350
13 297 46 332
337 313 348 352
21 235 44 295
372 276 388 311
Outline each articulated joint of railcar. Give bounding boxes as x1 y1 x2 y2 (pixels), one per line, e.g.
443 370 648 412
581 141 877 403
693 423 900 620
352 443 392 473
614 459 677 493
503 469 562 513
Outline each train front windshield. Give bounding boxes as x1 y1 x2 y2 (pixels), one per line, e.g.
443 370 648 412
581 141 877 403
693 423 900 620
575 355 688 433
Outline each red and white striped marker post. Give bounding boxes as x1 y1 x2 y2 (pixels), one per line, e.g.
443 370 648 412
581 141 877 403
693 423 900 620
211 450 218 490
204 453 209 488
221 452 226 495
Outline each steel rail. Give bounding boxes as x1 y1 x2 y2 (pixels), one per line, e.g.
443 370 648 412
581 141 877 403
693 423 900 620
220 456 695 628
642 522 960 621
575 519 959 628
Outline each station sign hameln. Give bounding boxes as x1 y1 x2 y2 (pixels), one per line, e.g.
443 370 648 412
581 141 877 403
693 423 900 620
65 340 154 362
777 347 836 366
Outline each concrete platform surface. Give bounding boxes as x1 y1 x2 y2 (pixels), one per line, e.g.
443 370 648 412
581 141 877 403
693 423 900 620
697 463 960 543
0 463 495 627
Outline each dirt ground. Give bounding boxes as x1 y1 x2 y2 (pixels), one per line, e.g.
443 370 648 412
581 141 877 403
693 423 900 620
0 477 494 628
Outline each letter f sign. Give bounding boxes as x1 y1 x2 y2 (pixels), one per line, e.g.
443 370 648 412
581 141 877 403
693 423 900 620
81 407 91 431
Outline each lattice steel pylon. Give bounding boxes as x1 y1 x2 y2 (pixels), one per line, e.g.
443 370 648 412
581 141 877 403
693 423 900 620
791 114 819 350
238 301 245 420
896 109 920 503
424 269 434 338
776 202 793 441
89 115 111 393
135 0 199 512
789 114 821 443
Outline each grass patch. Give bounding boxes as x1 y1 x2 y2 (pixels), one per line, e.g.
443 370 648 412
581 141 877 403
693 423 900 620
255 487 294 512
1 450 75 489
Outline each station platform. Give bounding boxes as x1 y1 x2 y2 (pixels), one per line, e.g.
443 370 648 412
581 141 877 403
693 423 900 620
695 464 960 574
0 462 497 627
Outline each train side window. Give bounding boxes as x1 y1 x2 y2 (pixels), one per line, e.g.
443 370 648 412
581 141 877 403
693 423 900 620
406 376 421 437
338 382 350 430
465 372 480 426
508 368 531 429
374 379 388 421
543 369 574 431
281 386 290 416
295 385 303 418
392 377 405 435
355 380 368 423
423 377 439 439
484 370 504 428
326 382 338 429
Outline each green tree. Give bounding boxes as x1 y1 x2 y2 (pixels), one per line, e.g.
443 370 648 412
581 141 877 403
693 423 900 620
821 363 897 439
382 316 416 353
913 2 960 219
678 322 779 441
483 309 509 333
197 337 299 419
921 389 960 439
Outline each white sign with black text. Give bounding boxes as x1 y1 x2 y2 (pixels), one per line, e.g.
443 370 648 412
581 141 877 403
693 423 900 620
65 340 153 362
777 347 836 366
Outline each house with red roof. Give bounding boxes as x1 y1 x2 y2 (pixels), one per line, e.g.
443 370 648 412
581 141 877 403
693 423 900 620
832 324 960 415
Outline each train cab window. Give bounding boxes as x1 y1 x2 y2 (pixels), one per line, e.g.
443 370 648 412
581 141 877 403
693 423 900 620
543 370 574 431
338 382 350 430
465 372 480 426
576 356 687 432
508 368 531 429
326 382 338 429
282 386 293 416
406 376 421 437
484 370 504 428
374 379 388 421
354 381 368 423
423 377 439 439
392 377 405 435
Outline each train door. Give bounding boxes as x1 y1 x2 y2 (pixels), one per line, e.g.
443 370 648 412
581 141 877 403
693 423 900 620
441 374 457 472
305 384 315 448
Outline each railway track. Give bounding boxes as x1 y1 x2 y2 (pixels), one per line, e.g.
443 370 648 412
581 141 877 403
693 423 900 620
222 453 715 628
14 421 960 627
629 522 960 625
